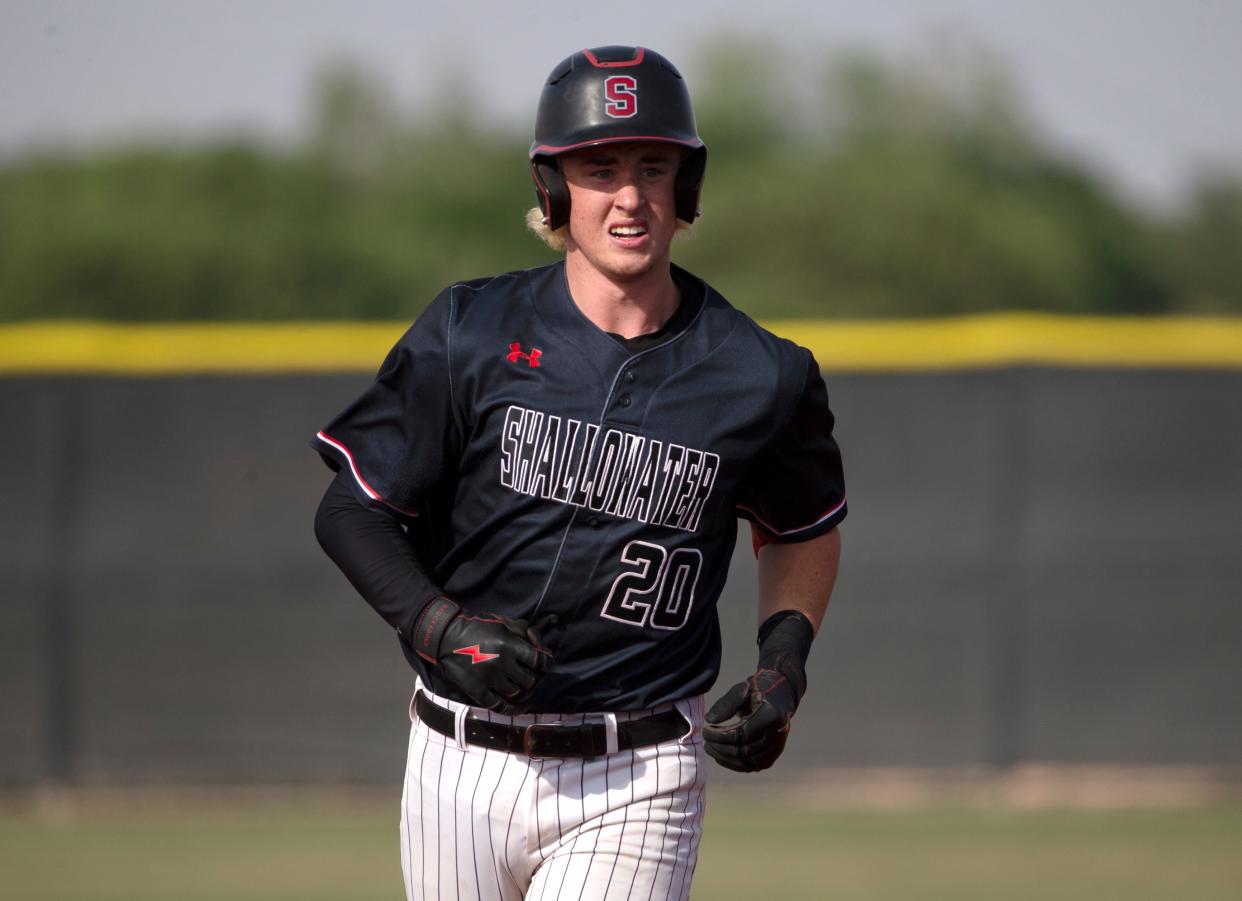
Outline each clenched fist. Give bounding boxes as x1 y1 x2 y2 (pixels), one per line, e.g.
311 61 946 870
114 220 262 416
703 610 814 773
703 668 798 772
412 597 553 714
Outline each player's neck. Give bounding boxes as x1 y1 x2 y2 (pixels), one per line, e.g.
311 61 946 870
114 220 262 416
563 256 680 340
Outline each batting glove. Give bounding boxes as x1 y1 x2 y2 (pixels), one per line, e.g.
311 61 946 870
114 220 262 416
703 610 813 772
411 596 553 714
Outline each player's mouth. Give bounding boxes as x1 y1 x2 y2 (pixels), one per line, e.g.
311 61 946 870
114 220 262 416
608 222 649 248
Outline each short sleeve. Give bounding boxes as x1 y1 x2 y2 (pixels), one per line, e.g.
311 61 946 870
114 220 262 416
735 351 847 547
311 288 462 518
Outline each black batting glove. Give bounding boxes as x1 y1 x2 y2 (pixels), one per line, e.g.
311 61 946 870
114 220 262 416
703 610 814 773
410 597 553 714
703 668 799 771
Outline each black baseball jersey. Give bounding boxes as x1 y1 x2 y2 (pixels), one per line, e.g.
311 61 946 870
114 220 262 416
313 261 846 712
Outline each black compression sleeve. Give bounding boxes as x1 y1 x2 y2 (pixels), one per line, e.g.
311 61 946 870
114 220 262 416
313 468 446 645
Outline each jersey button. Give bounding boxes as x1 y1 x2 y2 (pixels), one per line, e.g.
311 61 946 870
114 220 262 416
618 393 632 408
587 516 601 528
624 370 636 383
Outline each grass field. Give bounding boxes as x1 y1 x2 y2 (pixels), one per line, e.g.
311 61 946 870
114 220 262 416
2 795 1239 900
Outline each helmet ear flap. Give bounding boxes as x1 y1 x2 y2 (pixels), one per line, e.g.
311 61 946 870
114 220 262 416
675 146 707 223
531 157 570 232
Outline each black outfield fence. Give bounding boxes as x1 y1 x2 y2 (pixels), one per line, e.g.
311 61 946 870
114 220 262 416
2 368 1240 785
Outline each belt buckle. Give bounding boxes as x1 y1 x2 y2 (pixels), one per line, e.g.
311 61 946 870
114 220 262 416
522 722 564 759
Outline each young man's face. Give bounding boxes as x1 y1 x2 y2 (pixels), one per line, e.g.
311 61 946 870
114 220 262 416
559 142 682 283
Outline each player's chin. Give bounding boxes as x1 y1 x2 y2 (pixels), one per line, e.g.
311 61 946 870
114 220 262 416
602 251 662 281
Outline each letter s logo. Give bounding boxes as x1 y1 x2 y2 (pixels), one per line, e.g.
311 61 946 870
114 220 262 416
604 76 638 119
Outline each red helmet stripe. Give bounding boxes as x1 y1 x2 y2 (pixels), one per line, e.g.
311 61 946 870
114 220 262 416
530 134 704 158
582 47 645 68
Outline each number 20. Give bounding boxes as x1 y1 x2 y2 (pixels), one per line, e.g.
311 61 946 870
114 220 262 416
600 540 702 631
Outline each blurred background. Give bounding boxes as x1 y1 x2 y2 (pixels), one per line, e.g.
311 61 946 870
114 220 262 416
1 1 1240 899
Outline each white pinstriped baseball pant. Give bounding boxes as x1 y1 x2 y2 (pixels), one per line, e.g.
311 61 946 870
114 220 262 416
399 682 707 901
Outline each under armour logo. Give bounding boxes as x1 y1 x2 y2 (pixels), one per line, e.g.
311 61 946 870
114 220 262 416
506 342 542 367
453 644 500 665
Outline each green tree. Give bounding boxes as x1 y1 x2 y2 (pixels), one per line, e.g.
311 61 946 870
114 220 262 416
0 39 1226 321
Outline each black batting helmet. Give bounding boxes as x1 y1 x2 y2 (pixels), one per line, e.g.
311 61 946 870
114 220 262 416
529 45 707 231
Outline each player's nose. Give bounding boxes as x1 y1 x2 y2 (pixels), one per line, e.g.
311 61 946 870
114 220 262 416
613 180 642 211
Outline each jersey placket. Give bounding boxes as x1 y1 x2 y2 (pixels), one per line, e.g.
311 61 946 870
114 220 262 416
528 354 647 640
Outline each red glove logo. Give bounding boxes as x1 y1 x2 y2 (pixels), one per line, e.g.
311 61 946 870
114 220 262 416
453 644 500 665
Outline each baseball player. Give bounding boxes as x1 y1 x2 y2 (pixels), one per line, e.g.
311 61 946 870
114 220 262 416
312 45 846 901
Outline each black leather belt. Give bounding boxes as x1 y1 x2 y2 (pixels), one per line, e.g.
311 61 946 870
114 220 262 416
415 691 687 759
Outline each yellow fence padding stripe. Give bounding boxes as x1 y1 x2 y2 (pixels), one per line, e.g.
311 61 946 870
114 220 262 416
771 314 1242 371
0 322 409 375
1 315 1241 375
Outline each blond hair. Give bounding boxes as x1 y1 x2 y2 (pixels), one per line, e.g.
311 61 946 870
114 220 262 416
525 206 570 251
525 206 695 252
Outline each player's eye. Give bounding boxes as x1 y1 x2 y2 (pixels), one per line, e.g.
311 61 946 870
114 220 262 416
589 168 615 179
